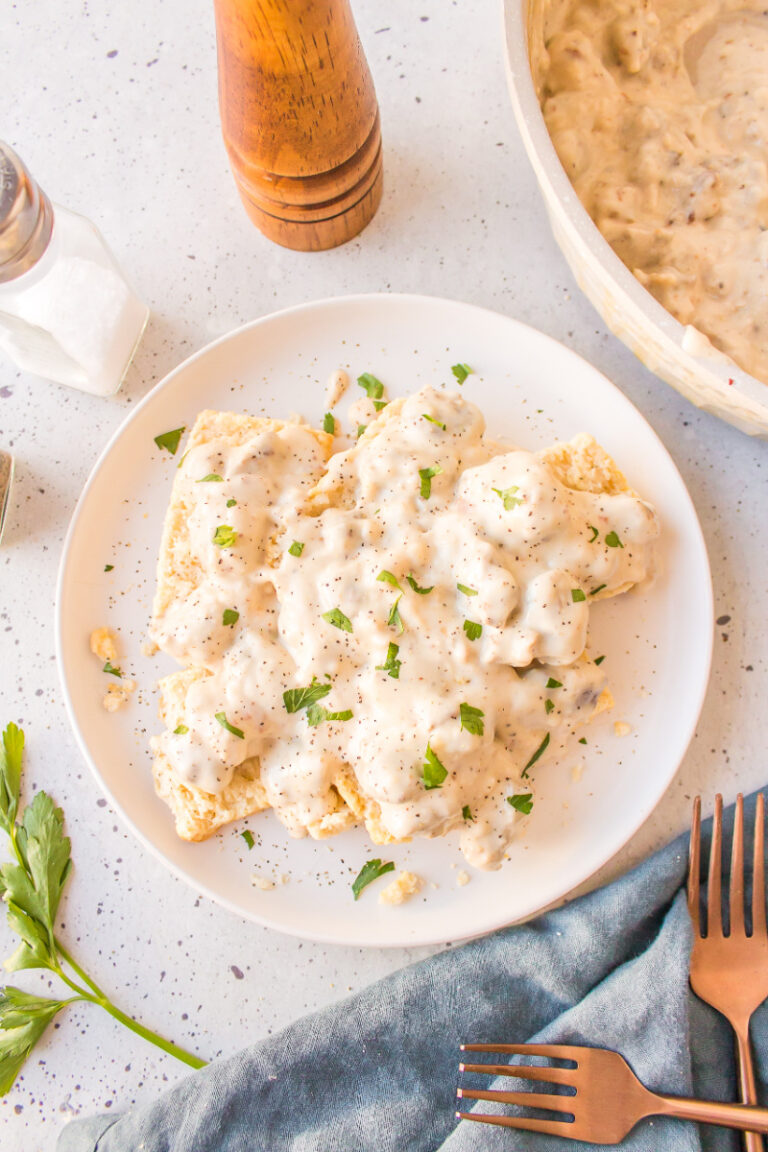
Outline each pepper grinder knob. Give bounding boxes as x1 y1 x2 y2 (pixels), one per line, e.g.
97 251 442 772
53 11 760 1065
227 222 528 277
213 0 383 251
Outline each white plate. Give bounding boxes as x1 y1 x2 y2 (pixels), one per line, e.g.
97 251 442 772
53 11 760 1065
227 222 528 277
56 294 713 947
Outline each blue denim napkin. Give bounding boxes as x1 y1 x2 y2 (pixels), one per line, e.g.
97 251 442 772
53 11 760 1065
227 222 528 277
58 792 768 1152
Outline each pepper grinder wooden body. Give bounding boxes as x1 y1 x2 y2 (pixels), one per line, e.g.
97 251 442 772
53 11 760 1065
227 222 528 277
213 0 383 251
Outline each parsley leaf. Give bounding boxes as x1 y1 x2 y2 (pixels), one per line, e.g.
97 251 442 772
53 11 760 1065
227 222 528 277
387 596 404 633
173 724 189 735
507 793 534 815
241 830 255 850
377 570 401 590
375 642 401 679
103 661 122 678
222 609 239 627
571 588 586 603
197 474 223 483
406 574 433 595
0 989 71 1094
462 805 474 822
605 531 624 549
103 564 114 572
492 485 523 511
545 699 554 715
545 677 562 690
358 372 384 401
283 678 333 714
154 427 185 455
352 858 395 900
323 412 336 434
451 363 472 385
590 584 607 596
306 704 354 727
0 723 24 834
594 655 606 666
357 424 367 439
579 737 588 745
459 703 485 736
588 525 599 543
422 744 448 789
322 607 353 633
215 712 244 739
463 619 482 641
288 541 305 557
457 583 478 597
212 525 238 548
418 464 443 500
422 413 446 431
522 732 550 777
226 498 237 508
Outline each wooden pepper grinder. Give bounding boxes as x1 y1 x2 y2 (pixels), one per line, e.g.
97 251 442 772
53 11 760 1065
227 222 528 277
213 0 383 251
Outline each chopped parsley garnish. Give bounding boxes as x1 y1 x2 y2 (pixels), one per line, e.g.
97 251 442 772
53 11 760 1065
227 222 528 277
352 858 395 900
545 699 555 715
358 372 385 405
507 793 534 815
323 412 336 434
522 732 550 777
226 498 237 508
457 582 478 597
103 661 122 678
462 805 474 822
451 362 472 385
571 588 586 603
104 564 114 572
222 608 239 627
177 450 189 470
215 712 244 739
463 619 482 641
588 525 599 543
418 463 443 499
197 473 223 483
406 574 433 595
306 704 354 727
546 677 562 690
212 525 238 548
422 744 448 789
387 596 404 633
154 426 185 455
322 607 353 633
422 413 447 430
492 485 523 511
173 724 189 735
241 830 255 850
357 424 367 438
579 737 588 745
594 655 606 666
375 642 401 679
459 703 485 736
590 584 607 596
283 677 332 714
605 531 624 549
288 540 305 557
377 570 401 590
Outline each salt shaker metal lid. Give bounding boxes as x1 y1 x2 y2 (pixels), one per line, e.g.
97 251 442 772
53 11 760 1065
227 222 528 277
0 143 53 284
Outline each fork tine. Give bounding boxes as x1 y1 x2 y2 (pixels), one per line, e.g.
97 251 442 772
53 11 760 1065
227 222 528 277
688 796 702 935
707 794 724 937
459 1061 574 1085
754 793 766 937
457 1087 575 1113
461 1043 580 1062
730 794 745 936
456 1110 568 1135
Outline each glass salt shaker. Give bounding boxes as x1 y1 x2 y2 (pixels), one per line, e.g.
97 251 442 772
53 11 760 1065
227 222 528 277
0 142 149 397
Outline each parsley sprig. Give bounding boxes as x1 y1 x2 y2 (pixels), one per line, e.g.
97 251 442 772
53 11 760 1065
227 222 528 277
0 723 206 1094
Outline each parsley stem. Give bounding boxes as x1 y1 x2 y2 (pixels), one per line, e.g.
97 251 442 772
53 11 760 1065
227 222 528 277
55 942 107 999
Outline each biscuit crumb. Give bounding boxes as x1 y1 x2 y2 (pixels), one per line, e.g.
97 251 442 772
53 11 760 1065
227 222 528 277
456 870 470 887
90 627 118 664
379 870 422 905
572 762 584 782
252 874 274 891
102 680 135 712
141 638 159 658
614 721 633 737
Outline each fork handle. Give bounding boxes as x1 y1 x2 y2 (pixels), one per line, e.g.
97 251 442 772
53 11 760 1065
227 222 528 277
734 1021 765 1152
653 1094 768 1135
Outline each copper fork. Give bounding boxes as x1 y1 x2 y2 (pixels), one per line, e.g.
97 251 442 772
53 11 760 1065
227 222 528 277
456 1043 768 1141
688 793 768 1152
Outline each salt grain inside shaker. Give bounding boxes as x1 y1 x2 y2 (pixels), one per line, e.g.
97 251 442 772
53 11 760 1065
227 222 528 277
0 142 149 396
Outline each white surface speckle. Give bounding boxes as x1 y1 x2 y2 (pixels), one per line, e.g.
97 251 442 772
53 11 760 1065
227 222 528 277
1 0 768 1146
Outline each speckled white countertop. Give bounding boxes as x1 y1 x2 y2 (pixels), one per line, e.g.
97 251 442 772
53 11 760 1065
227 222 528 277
2 1 767 1147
